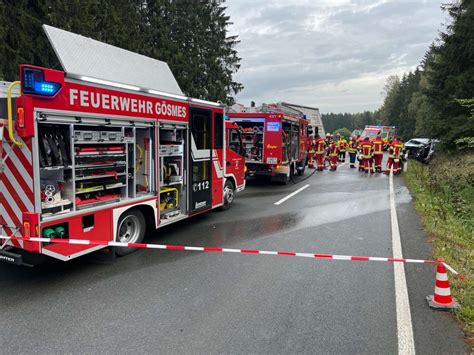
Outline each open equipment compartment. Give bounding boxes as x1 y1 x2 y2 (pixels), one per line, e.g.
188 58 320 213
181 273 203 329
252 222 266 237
135 127 155 197
37 117 155 219
158 123 187 222
73 124 128 210
235 119 264 162
38 123 74 217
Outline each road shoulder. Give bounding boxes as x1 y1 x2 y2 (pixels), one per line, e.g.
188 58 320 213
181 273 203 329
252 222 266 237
394 177 468 353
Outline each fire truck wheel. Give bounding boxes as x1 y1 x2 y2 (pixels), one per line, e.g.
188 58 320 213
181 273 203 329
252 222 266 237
283 168 291 185
220 180 235 211
115 209 146 256
297 161 306 176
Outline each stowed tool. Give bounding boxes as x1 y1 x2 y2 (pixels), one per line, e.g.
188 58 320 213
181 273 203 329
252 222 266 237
159 187 179 218
53 126 71 166
76 146 125 156
76 193 121 206
71 138 129 209
143 138 149 189
136 144 143 173
40 181 72 215
38 125 72 167
91 171 119 180
39 126 52 167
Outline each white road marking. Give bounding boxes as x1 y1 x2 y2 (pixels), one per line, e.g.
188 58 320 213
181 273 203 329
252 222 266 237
339 162 348 168
389 173 415 355
274 184 310 206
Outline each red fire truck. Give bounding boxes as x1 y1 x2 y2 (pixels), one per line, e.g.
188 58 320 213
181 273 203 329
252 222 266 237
0 25 245 266
227 103 310 184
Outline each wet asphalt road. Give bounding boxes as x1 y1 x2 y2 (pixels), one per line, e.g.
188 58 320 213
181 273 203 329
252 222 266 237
0 158 468 354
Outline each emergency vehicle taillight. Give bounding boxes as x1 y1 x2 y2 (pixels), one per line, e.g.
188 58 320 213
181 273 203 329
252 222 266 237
23 221 31 239
21 68 61 97
17 107 25 128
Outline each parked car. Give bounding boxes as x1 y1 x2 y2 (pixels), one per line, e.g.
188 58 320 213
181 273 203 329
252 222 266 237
405 138 431 157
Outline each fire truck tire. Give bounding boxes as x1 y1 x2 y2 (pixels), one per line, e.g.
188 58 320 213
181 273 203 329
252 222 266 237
297 160 306 176
115 209 146 256
220 180 235 211
282 167 292 185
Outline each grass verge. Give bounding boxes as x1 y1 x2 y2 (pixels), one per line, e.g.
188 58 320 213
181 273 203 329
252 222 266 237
404 153 473 342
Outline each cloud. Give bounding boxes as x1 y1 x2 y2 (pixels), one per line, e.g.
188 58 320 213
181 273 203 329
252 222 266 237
225 0 447 113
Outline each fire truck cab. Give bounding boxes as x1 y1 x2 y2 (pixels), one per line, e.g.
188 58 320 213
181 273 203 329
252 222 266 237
227 103 309 184
358 125 397 149
0 25 245 265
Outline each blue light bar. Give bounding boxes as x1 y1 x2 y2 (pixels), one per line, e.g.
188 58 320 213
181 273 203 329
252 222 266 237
22 68 61 97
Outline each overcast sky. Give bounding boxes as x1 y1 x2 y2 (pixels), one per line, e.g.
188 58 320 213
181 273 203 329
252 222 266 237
225 0 448 113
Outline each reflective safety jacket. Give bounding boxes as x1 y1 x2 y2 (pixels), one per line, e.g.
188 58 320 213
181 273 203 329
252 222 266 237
315 137 326 154
389 140 403 158
347 140 357 153
373 136 384 155
338 138 348 152
329 142 339 157
360 140 373 159
325 138 331 148
308 138 316 153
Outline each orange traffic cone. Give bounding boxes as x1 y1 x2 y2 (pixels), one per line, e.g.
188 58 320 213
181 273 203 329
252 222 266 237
426 259 459 310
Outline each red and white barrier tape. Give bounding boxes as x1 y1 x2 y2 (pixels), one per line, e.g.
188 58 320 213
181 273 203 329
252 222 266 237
0 235 458 273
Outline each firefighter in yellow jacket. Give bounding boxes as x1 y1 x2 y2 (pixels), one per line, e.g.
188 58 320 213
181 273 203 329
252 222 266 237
372 131 384 173
347 136 358 168
338 136 348 162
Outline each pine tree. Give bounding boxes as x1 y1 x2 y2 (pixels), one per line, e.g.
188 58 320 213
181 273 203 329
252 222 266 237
144 0 242 103
0 0 243 103
379 75 402 129
321 111 378 133
0 0 54 80
423 0 474 146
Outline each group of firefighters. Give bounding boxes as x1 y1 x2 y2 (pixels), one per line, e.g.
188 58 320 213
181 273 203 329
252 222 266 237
308 131 405 174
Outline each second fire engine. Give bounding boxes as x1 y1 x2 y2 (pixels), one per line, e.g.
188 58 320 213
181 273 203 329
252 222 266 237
227 103 310 184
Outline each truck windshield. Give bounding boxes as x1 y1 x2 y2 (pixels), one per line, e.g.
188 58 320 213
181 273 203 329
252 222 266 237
362 131 377 138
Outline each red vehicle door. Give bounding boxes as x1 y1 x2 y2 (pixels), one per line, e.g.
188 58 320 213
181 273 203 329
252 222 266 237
263 114 283 165
212 111 224 207
189 106 213 214
225 123 245 186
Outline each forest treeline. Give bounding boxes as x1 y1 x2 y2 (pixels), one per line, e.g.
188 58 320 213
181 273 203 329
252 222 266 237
323 1 473 148
0 0 243 104
321 111 380 135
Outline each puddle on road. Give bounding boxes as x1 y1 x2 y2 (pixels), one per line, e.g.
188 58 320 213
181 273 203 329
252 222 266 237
199 191 391 245
288 191 391 232
149 181 407 249
394 185 412 204
205 212 302 245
